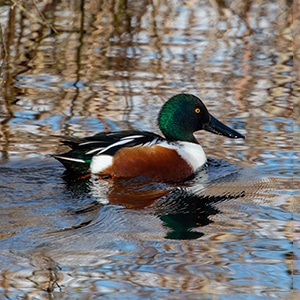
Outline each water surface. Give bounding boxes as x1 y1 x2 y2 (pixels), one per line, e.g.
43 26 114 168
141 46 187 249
0 0 297 299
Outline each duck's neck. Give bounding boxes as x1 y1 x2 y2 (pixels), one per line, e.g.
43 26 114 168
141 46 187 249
159 121 198 143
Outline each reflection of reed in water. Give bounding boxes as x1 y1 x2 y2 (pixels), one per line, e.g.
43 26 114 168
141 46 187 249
0 0 293 163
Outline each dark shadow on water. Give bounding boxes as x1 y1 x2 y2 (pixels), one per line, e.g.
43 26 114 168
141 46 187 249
157 189 244 240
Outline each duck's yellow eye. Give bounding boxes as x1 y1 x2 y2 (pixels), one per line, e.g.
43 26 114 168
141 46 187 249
195 108 201 113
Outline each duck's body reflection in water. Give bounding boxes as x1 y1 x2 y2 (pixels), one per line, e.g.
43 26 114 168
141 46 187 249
62 158 245 240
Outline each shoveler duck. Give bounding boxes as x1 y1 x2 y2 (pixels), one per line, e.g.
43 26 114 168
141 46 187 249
54 94 244 182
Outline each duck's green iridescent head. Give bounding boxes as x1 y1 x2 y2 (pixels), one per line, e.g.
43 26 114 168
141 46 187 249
158 94 245 143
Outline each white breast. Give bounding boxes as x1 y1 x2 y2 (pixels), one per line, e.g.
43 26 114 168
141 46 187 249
177 141 207 171
160 141 207 172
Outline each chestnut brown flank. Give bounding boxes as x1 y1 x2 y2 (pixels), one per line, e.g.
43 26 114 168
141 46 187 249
102 145 193 182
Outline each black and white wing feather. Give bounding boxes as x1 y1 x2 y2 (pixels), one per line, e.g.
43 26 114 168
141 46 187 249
54 130 164 173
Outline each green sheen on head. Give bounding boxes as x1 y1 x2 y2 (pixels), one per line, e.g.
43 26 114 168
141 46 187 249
158 94 210 143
